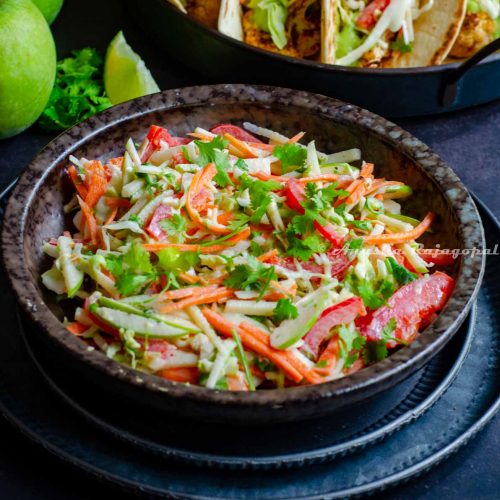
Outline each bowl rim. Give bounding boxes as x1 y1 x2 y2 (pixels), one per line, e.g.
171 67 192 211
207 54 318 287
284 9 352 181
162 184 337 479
152 0 500 75
1 84 485 407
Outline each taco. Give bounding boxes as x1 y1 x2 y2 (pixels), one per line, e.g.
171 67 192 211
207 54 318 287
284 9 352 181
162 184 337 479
450 0 499 58
321 0 467 68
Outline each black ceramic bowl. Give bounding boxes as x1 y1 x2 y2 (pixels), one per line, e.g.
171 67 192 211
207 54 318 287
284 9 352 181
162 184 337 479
1 85 485 424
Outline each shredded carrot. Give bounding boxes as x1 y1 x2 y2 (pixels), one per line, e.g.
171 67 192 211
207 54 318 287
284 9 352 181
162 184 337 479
107 156 124 168
257 249 278 263
314 337 339 376
158 367 199 384
159 288 233 313
288 131 305 144
77 196 100 247
185 163 231 235
66 322 89 335
344 181 367 205
178 273 207 285
162 286 218 300
223 133 259 159
202 309 303 383
247 142 274 152
188 131 244 157
365 180 404 196
298 174 340 184
105 197 132 208
364 212 435 245
334 178 364 207
227 373 249 391
360 162 374 178
104 206 118 225
68 165 88 199
239 322 322 384
143 227 251 253
250 171 289 182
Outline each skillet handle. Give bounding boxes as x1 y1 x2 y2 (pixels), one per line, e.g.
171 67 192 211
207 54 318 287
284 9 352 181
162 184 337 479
441 38 500 107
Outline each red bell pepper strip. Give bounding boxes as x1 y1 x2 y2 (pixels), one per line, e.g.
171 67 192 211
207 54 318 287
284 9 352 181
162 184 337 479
356 271 455 347
303 297 366 359
356 0 391 30
141 125 190 162
210 124 262 143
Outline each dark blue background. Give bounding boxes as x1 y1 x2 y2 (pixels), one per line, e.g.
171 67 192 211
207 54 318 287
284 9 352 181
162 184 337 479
0 1 498 498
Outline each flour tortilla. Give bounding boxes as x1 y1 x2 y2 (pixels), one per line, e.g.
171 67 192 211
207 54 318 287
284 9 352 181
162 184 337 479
392 0 467 67
321 0 467 68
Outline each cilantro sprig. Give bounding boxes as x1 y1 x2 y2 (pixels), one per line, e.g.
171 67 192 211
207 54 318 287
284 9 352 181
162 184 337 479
272 298 298 323
224 256 277 300
273 143 307 173
238 174 282 223
195 136 233 187
39 48 111 131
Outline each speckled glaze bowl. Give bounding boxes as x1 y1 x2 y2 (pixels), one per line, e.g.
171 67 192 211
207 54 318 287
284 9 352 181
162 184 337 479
1 85 485 424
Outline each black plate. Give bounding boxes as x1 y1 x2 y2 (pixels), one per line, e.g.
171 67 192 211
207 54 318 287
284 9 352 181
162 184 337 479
0 193 498 498
125 0 500 117
20 306 475 470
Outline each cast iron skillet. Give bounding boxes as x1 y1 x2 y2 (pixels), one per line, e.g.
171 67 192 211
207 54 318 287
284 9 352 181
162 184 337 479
124 0 500 117
1 85 485 424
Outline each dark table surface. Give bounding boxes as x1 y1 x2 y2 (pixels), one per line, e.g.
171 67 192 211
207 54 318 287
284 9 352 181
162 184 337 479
0 1 498 498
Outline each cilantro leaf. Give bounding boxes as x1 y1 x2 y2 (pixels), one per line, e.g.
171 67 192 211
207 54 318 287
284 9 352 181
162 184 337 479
303 182 348 212
115 274 151 296
381 317 408 346
337 325 366 369
239 174 281 223
272 298 298 323
357 279 395 309
346 273 395 309
39 48 111 131
227 213 250 231
122 242 154 275
235 158 249 171
195 136 233 187
391 37 413 54
159 213 187 243
286 232 330 261
212 149 233 187
273 143 307 173
156 248 199 274
386 256 417 285
224 256 277 299
350 220 372 231
128 214 143 227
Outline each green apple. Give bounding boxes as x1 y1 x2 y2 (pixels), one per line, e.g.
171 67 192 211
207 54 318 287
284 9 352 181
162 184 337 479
270 289 331 350
31 0 63 24
0 0 56 139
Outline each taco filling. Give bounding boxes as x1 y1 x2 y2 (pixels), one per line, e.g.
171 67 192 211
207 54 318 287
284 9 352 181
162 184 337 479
450 0 499 58
326 0 466 68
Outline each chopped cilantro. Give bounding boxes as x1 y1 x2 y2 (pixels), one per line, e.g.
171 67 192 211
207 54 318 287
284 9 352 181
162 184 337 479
272 298 298 323
287 231 331 261
386 257 417 285
381 317 408 346
346 273 396 309
345 238 364 256
338 325 366 369
391 37 413 54
235 158 249 171
159 213 187 243
195 136 233 187
239 174 282 223
350 220 372 231
224 256 277 299
39 48 111 131
156 248 199 274
316 359 328 368
104 242 156 296
273 143 307 173
304 182 348 212
128 214 143 227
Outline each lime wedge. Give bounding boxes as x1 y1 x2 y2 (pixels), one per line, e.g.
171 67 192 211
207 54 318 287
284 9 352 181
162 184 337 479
104 31 160 105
